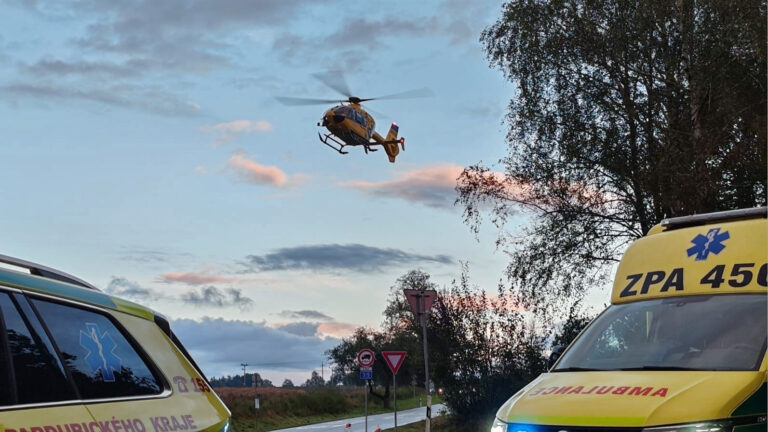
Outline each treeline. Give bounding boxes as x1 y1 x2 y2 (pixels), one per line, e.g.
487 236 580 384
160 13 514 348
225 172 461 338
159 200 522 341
209 371 327 389
209 373 274 388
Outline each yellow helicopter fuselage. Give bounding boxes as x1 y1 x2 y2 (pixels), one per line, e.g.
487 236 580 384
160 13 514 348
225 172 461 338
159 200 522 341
319 103 403 162
322 103 377 145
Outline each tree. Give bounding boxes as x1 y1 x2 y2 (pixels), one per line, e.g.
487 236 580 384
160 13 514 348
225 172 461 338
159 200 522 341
281 379 295 388
428 264 547 423
329 268 553 424
304 371 325 388
458 0 767 315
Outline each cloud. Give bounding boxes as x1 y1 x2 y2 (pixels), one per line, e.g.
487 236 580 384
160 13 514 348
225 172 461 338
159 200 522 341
242 244 453 273
278 310 334 321
105 276 155 300
0 82 201 117
13 0 332 73
23 58 146 79
317 322 357 338
274 16 439 63
226 151 307 188
171 317 341 377
117 248 192 265
343 163 522 209
323 17 440 50
181 286 254 309
201 120 274 146
4 1 334 114
270 321 357 338
271 1 494 65
274 321 320 337
160 272 237 286
342 163 465 208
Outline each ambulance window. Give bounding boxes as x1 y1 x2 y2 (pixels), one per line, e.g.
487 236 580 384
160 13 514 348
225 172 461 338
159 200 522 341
32 299 163 400
0 292 75 405
0 311 11 405
555 294 767 371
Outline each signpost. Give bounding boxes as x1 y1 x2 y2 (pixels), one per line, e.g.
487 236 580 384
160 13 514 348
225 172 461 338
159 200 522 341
357 349 375 432
403 288 437 432
382 351 407 432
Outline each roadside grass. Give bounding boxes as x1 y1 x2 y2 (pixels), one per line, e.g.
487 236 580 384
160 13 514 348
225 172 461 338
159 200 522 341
215 386 443 432
382 415 492 431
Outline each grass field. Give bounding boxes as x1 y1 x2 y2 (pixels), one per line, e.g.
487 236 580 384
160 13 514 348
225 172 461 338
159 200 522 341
215 386 443 431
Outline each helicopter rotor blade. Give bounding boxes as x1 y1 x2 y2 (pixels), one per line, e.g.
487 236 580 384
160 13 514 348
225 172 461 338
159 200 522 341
275 96 342 106
360 87 435 102
312 71 354 98
360 104 389 120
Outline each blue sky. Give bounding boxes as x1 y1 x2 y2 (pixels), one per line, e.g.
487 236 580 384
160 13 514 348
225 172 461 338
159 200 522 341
0 0 555 384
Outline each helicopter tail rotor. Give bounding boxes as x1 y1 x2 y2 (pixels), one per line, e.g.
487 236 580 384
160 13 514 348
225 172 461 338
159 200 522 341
383 123 401 163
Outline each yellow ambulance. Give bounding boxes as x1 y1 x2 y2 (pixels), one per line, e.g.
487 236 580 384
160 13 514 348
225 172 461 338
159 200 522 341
492 207 767 432
0 255 230 431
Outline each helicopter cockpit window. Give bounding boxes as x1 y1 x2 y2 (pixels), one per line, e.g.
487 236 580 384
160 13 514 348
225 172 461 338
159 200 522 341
335 106 366 126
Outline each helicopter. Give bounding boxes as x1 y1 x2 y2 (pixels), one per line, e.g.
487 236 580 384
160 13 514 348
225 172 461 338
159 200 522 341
277 72 432 163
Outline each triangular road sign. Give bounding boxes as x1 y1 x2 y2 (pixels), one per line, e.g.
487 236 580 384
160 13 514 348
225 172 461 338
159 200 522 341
382 351 407 375
403 289 437 325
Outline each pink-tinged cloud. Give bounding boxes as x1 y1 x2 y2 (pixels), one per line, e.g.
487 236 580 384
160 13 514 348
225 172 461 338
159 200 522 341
227 152 307 188
160 272 238 286
201 119 274 146
342 163 516 208
317 322 358 338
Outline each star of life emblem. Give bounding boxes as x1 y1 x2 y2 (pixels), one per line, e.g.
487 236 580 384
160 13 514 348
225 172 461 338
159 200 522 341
80 323 122 382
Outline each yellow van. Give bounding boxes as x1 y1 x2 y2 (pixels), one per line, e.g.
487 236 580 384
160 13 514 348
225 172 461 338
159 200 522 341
0 255 230 431
492 207 767 432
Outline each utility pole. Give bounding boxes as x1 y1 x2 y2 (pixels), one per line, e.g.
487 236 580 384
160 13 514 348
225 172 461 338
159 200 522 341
240 363 248 387
321 361 324 381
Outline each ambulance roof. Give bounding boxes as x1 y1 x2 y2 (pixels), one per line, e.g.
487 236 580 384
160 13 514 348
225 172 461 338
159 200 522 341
612 207 767 304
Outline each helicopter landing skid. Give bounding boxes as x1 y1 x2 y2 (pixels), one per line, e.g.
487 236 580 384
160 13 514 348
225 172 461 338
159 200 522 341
318 132 349 154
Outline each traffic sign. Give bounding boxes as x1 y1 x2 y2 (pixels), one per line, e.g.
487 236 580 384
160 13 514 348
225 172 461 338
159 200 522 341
357 349 375 367
360 368 373 380
382 351 407 375
404 289 437 324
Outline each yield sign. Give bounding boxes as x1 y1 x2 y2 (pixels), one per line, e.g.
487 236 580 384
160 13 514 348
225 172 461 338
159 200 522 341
382 351 407 375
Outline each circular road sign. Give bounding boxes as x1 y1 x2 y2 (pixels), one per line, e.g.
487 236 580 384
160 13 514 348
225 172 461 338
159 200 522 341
357 349 375 367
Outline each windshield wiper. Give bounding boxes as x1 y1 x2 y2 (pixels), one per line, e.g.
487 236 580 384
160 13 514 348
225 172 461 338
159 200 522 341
551 367 607 372
619 365 701 371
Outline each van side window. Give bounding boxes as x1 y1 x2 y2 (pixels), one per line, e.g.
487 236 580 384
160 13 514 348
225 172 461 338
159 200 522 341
32 299 162 399
0 292 75 405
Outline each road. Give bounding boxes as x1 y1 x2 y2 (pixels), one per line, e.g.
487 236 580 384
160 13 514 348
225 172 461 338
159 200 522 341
270 404 447 432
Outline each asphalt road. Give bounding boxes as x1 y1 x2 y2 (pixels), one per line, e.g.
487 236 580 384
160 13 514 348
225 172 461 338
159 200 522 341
270 404 447 432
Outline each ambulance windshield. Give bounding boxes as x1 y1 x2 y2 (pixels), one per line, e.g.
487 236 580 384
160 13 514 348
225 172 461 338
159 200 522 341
554 294 767 371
